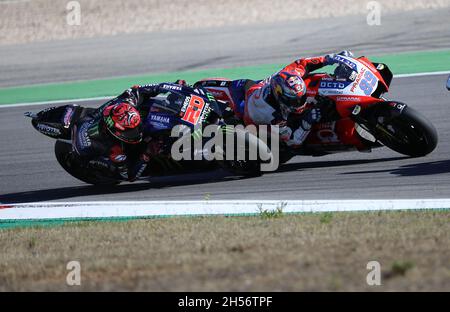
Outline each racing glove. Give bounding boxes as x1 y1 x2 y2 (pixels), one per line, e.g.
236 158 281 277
127 156 148 182
127 136 169 182
175 79 188 86
338 50 354 58
283 107 322 147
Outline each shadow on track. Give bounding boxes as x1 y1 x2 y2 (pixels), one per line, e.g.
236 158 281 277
0 170 234 204
273 156 407 173
1 156 410 204
342 159 450 177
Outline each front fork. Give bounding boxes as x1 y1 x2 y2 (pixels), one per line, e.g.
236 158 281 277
349 101 408 145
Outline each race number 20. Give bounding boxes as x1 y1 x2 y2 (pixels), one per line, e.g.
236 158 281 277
182 95 205 125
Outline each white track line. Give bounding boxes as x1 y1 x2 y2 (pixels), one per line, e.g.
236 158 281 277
1 199 449 221
394 70 450 78
1 71 449 109
0 96 114 108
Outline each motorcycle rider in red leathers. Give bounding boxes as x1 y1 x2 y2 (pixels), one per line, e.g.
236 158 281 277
243 51 354 147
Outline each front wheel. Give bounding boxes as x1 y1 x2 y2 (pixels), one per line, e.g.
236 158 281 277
55 140 121 185
372 106 438 157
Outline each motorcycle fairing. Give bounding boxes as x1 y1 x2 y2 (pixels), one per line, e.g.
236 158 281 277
142 86 222 135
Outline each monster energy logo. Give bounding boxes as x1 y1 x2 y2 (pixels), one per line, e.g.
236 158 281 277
87 121 100 137
206 92 216 103
105 116 114 128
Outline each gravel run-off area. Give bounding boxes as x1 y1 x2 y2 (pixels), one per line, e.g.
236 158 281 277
1 0 450 45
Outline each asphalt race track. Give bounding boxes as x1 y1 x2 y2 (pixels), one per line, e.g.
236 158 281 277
1 74 449 203
1 7 450 204
1 8 450 87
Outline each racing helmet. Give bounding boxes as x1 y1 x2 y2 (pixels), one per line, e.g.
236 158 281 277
270 71 307 115
102 102 142 144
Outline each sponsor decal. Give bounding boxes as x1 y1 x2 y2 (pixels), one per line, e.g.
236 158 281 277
397 104 406 112
287 76 305 94
389 102 406 112
319 90 344 95
352 105 362 115
78 121 92 147
316 122 340 144
149 113 173 130
376 64 385 70
181 95 206 125
319 81 348 89
358 70 378 95
199 104 212 124
181 96 191 113
37 123 61 136
136 163 147 177
89 160 109 169
141 83 158 88
206 92 216 103
113 154 127 162
162 84 182 91
350 68 367 93
63 107 75 128
193 88 205 95
337 96 362 102
41 107 57 113
332 55 358 70
87 124 100 138
207 89 228 99
105 116 114 128
315 122 335 130
150 114 171 124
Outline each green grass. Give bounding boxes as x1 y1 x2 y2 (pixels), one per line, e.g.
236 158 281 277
1 210 449 291
390 260 415 276
319 212 334 224
258 202 286 219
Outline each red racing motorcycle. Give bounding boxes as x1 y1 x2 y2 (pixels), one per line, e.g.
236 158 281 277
195 55 438 162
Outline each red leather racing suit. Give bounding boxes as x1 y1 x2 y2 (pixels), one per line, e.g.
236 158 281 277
244 56 327 146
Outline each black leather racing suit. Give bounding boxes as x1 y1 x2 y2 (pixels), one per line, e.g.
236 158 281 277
72 83 179 181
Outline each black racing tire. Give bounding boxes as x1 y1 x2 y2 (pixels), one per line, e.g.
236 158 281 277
374 106 438 157
217 127 273 177
54 140 121 185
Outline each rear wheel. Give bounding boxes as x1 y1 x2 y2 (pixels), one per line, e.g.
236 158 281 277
54 141 120 185
372 106 438 157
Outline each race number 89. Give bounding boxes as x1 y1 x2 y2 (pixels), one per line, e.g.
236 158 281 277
359 70 377 95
